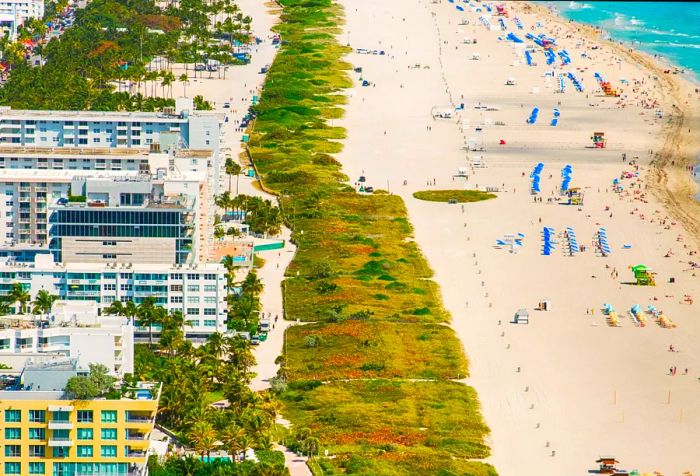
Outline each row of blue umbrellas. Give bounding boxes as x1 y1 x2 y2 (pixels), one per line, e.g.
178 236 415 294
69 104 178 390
543 227 556 255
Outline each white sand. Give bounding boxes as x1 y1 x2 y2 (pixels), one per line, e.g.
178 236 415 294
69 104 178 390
337 0 700 474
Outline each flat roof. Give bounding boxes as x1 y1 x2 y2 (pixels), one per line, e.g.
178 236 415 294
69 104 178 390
0 146 214 158
0 168 143 181
0 106 221 120
0 261 224 272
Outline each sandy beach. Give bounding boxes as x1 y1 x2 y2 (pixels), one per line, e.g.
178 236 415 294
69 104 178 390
336 1 700 474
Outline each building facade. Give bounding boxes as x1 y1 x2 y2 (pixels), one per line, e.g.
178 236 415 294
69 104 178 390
0 381 159 476
0 160 211 264
0 102 221 152
0 260 227 336
0 0 44 39
0 307 134 377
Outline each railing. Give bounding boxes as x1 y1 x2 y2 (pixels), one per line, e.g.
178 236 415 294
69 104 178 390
126 416 153 423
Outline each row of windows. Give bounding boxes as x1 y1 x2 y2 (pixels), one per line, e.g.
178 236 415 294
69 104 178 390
4 409 117 423
4 444 120 458
4 461 132 475
4 427 125 440
53 210 184 225
0 272 220 281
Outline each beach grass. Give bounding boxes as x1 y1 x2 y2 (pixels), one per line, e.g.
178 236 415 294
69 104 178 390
250 0 493 473
413 190 497 203
284 320 468 381
280 380 496 475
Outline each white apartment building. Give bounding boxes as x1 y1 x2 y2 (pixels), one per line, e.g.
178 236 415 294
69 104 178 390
0 0 44 39
0 257 228 338
0 301 134 377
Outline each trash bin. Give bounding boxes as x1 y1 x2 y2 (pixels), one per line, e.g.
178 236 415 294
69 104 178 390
669 277 675 283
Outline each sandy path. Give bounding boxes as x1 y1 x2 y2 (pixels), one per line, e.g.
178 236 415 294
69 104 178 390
337 0 700 474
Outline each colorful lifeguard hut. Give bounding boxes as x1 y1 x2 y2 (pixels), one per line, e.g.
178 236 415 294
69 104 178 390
631 264 656 286
567 187 584 205
591 131 607 148
595 456 620 474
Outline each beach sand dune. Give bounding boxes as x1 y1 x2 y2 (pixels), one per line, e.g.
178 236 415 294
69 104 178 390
337 0 700 473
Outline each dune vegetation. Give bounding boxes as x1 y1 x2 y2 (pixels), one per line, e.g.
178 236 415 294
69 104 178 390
413 190 497 203
248 0 495 473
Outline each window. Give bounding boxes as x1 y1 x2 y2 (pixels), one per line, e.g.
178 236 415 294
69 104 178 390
77 428 93 440
29 445 45 457
203 285 217 292
187 296 200 304
204 273 217 280
120 284 133 291
29 428 45 440
4 463 20 475
5 444 21 457
204 308 217 315
204 319 217 327
204 297 217 305
101 410 117 423
187 308 200 315
52 447 69 458
170 296 182 303
29 462 45 474
4 409 21 422
187 285 199 292
187 274 200 280
5 427 21 439
101 428 117 440
77 410 93 423
170 284 182 292
101 445 117 458
77 445 93 458
29 410 45 423
170 273 182 280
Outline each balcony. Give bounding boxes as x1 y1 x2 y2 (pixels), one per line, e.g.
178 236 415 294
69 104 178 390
48 438 74 447
125 415 153 424
125 450 148 458
48 420 73 430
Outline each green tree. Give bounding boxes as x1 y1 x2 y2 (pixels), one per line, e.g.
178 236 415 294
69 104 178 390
8 283 31 314
65 363 116 399
225 156 242 194
32 289 58 316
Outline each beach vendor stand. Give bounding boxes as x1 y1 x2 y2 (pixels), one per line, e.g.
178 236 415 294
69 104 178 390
595 456 620 474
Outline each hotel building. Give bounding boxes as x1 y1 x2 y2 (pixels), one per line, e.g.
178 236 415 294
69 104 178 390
0 360 159 476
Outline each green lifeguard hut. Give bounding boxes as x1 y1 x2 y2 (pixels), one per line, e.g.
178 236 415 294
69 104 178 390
630 265 656 286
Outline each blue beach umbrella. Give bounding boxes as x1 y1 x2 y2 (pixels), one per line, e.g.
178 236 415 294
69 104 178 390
456 5 464 11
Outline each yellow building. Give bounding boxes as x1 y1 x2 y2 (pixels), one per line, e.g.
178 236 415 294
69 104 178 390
0 383 160 476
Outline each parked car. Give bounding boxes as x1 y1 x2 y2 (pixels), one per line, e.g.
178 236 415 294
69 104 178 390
194 64 206 72
223 102 231 109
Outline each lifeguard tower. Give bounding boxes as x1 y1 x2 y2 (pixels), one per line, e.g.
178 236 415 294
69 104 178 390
591 131 607 148
567 187 584 205
631 264 656 286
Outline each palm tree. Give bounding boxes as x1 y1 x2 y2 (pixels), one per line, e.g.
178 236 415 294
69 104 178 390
214 226 226 240
241 271 263 297
8 283 31 314
221 424 245 462
214 191 232 215
225 157 242 194
32 290 58 316
179 73 190 97
136 297 159 348
0 298 12 316
187 420 217 459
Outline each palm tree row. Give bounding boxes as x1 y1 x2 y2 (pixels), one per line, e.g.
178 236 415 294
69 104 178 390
215 193 282 238
0 284 58 316
134 320 278 464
